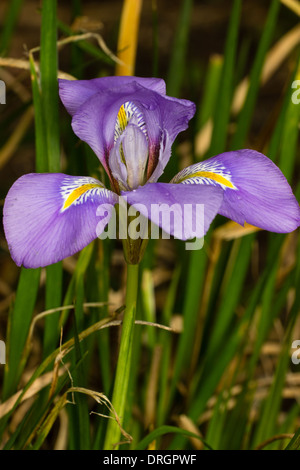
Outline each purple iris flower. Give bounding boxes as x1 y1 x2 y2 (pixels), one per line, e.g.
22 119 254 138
3 76 300 269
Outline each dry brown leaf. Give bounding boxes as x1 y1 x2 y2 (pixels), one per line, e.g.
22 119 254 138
213 220 261 241
71 16 103 32
232 23 300 115
0 105 34 170
174 414 204 450
281 0 300 16
0 57 75 80
0 367 67 419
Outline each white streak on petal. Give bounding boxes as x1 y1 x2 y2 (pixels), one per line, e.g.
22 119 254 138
171 160 237 189
114 101 147 142
122 124 148 189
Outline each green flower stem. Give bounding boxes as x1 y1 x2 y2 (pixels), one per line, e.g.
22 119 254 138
103 262 139 449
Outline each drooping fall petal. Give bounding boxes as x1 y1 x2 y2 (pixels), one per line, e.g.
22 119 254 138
171 149 300 233
3 173 117 268
122 182 224 240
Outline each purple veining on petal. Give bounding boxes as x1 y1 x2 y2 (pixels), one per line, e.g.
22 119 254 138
172 149 300 233
61 78 195 184
58 76 166 116
122 182 224 240
3 173 118 268
5 75 298 272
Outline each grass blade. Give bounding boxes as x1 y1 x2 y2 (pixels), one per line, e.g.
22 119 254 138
209 0 241 156
40 0 60 171
2 268 40 400
136 425 212 450
0 0 23 55
231 0 280 149
167 0 193 97
39 0 63 358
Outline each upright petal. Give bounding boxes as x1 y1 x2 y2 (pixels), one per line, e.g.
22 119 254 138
59 76 166 116
70 81 195 176
3 173 118 268
171 149 300 233
122 182 223 240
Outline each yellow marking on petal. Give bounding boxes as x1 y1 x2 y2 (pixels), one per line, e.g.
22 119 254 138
117 104 128 132
181 171 236 189
63 183 100 210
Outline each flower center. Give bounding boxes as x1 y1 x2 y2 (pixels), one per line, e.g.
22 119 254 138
110 101 149 191
114 101 148 143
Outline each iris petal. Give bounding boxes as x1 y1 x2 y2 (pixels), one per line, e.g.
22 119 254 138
67 80 195 178
172 149 300 233
3 173 118 268
114 101 147 142
122 124 148 189
109 123 148 190
122 182 223 240
59 76 166 116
